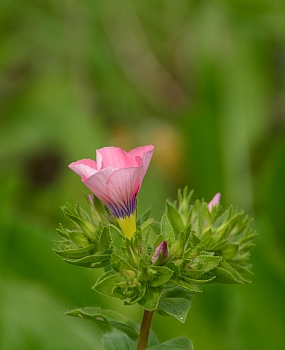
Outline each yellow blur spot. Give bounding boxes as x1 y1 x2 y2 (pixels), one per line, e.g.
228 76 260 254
117 213 136 239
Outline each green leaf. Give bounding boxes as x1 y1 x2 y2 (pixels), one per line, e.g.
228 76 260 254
66 307 138 341
138 287 162 311
166 200 184 232
161 214 175 245
171 278 202 293
53 244 96 258
93 270 124 297
158 285 194 323
98 226 111 251
158 296 190 323
213 260 250 284
62 254 110 268
68 231 91 247
111 253 136 273
221 244 239 260
109 225 125 257
149 266 174 287
137 207 152 227
103 332 136 350
148 337 194 350
193 255 223 272
141 219 154 232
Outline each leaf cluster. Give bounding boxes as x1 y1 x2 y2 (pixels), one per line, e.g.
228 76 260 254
55 188 256 327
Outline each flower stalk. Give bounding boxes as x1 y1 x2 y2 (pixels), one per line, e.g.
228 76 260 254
137 310 155 350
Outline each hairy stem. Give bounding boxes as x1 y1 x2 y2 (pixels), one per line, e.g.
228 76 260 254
137 310 155 350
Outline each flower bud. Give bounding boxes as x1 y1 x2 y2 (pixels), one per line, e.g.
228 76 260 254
208 193 221 212
151 240 168 265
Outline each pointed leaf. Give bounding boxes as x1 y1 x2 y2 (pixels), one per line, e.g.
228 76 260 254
158 296 190 323
161 214 175 245
66 307 138 341
109 225 125 257
166 200 184 232
93 270 124 297
103 332 136 350
148 337 194 350
138 287 162 311
63 254 110 268
53 244 96 258
149 267 173 287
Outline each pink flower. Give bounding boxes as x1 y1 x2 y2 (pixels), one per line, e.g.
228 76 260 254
68 145 154 238
208 193 221 211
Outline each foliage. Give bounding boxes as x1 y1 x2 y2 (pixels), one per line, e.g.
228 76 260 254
54 188 256 347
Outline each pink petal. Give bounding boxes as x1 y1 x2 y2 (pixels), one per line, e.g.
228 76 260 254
129 145 154 167
106 167 142 216
83 167 116 204
139 145 154 180
208 193 221 211
97 147 137 169
68 159 98 179
68 145 154 218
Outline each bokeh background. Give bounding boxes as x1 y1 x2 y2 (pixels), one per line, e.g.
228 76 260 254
2 1 285 349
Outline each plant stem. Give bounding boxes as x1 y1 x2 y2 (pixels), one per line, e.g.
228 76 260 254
137 310 155 350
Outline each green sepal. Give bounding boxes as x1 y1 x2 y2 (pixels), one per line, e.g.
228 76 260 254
141 219 154 232
86 193 110 226
166 200 184 232
66 306 138 341
67 231 91 247
213 259 250 284
62 203 98 242
137 207 152 227
98 226 111 251
109 225 126 258
221 243 239 260
160 214 175 245
158 285 194 323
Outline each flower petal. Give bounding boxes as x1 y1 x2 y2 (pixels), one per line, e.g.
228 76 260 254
68 159 98 180
105 167 142 217
97 147 137 169
83 167 116 204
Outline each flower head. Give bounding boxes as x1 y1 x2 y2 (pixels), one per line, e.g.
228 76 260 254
69 145 154 238
208 193 221 212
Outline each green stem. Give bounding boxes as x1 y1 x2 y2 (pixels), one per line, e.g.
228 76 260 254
137 310 155 350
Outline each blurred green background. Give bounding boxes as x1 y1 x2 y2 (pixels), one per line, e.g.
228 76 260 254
2 1 285 349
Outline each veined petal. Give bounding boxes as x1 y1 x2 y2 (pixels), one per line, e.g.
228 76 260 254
129 145 154 164
139 145 154 180
68 159 98 179
106 167 141 217
68 145 154 224
97 147 137 169
83 167 116 204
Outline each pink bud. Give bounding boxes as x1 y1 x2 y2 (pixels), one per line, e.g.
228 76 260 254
151 240 168 264
208 193 221 211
